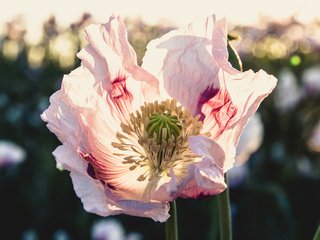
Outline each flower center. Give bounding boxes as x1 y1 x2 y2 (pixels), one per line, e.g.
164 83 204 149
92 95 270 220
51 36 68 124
111 99 204 181
146 112 181 144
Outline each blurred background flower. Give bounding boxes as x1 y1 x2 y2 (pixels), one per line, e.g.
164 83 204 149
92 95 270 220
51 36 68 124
235 113 264 166
91 219 142 240
274 68 303 112
228 113 264 187
302 65 320 95
0 140 26 167
307 120 320 152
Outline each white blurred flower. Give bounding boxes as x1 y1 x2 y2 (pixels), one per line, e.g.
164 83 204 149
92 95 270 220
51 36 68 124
92 219 124 240
302 65 320 95
235 113 264 166
275 68 303 112
53 229 69 240
126 233 142 240
91 219 142 240
21 229 38 240
228 113 264 187
0 140 26 167
296 157 313 176
227 164 248 187
307 120 320 152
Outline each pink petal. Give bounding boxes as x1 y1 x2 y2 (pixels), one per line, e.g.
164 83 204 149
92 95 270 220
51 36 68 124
41 65 155 202
41 66 119 147
178 136 226 199
201 70 277 171
53 144 170 222
211 18 239 75
142 15 277 171
77 16 159 112
142 15 237 115
78 102 175 202
41 65 171 207
41 70 83 148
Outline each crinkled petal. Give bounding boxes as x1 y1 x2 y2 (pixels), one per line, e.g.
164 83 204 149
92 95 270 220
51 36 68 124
142 15 277 173
71 171 170 222
80 101 176 203
54 144 170 222
201 70 277 171
177 136 226 198
42 65 170 220
78 15 159 106
142 15 238 115
41 68 88 147
41 66 119 148
211 18 239 74
42 66 172 207
42 67 129 192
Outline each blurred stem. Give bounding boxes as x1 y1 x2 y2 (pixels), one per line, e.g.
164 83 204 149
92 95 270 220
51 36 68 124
313 224 320 240
209 196 219 240
165 201 178 240
217 174 232 240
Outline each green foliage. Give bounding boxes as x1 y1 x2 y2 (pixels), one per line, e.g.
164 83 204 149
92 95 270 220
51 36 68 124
228 33 243 71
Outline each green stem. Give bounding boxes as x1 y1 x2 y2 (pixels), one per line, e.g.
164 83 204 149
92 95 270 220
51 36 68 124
209 196 219 240
165 200 178 240
217 175 232 240
313 224 320 240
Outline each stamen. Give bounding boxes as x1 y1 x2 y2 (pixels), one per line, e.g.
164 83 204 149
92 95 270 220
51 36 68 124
111 99 206 182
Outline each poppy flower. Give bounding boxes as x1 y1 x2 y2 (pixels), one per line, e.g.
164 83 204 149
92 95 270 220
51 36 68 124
41 15 277 222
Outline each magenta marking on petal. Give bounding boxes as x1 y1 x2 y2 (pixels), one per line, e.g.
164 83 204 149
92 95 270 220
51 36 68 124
107 74 133 119
78 150 98 164
196 85 219 121
78 150 116 190
106 183 116 190
78 149 99 179
208 90 237 138
198 87 238 138
87 163 97 179
111 75 133 100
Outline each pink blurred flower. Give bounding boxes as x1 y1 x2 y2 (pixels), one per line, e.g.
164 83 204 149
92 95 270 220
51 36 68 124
302 65 320 95
228 113 264 186
41 15 277 222
91 219 141 240
0 140 26 167
235 113 264 166
275 68 303 112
